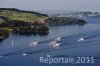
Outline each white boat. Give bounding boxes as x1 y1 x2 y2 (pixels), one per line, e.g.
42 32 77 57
55 37 61 41
30 41 38 46
52 43 61 48
30 44 32 47
47 55 51 57
49 41 61 48
49 41 57 45
22 53 27 56
78 38 84 43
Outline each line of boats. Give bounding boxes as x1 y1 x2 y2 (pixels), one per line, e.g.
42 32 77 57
29 37 62 48
29 37 85 48
22 37 84 56
11 37 84 48
0 37 85 57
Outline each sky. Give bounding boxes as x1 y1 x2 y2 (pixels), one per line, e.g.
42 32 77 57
0 0 100 12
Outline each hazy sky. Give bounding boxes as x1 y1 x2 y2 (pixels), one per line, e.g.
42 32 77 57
0 0 100 12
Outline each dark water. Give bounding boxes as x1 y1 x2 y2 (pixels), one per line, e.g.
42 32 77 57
0 18 100 66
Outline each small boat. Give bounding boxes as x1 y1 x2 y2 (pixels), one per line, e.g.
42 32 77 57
78 38 84 43
49 41 61 48
55 37 61 41
49 41 57 45
47 55 51 57
30 44 32 47
52 43 61 48
49 37 61 48
30 41 38 46
22 53 27 56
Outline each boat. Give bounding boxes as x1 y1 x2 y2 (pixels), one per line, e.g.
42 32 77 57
30 41 38 46
78 38 84 43
49 41 57 45
47 55 51 57
55 37 61 41
49 41 61 48
52 43 61 48
22 53 27 56
30 44 32 47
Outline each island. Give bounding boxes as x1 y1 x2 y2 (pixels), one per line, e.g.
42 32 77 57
45 17 87 26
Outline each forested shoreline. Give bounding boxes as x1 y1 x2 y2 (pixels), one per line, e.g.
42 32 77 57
0 8 49 40
0 8 87 41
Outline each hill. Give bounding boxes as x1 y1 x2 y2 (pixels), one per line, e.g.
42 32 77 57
0 8 48 23
45 17 87 26
0 8 49 40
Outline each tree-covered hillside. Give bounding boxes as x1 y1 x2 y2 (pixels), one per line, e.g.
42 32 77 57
45 17 87 26
0 8 49 40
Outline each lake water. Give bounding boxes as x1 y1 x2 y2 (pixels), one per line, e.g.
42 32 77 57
0 18 100 66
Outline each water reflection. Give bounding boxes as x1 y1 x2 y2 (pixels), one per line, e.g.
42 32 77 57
0 23 100 66
13 32 49 36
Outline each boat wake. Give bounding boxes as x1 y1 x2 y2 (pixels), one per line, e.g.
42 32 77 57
0 30 100 58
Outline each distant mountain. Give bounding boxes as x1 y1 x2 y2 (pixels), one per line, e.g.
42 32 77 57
35 9 100 18
34 9 78 15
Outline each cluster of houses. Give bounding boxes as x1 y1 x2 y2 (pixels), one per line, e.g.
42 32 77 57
51 12 100 19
